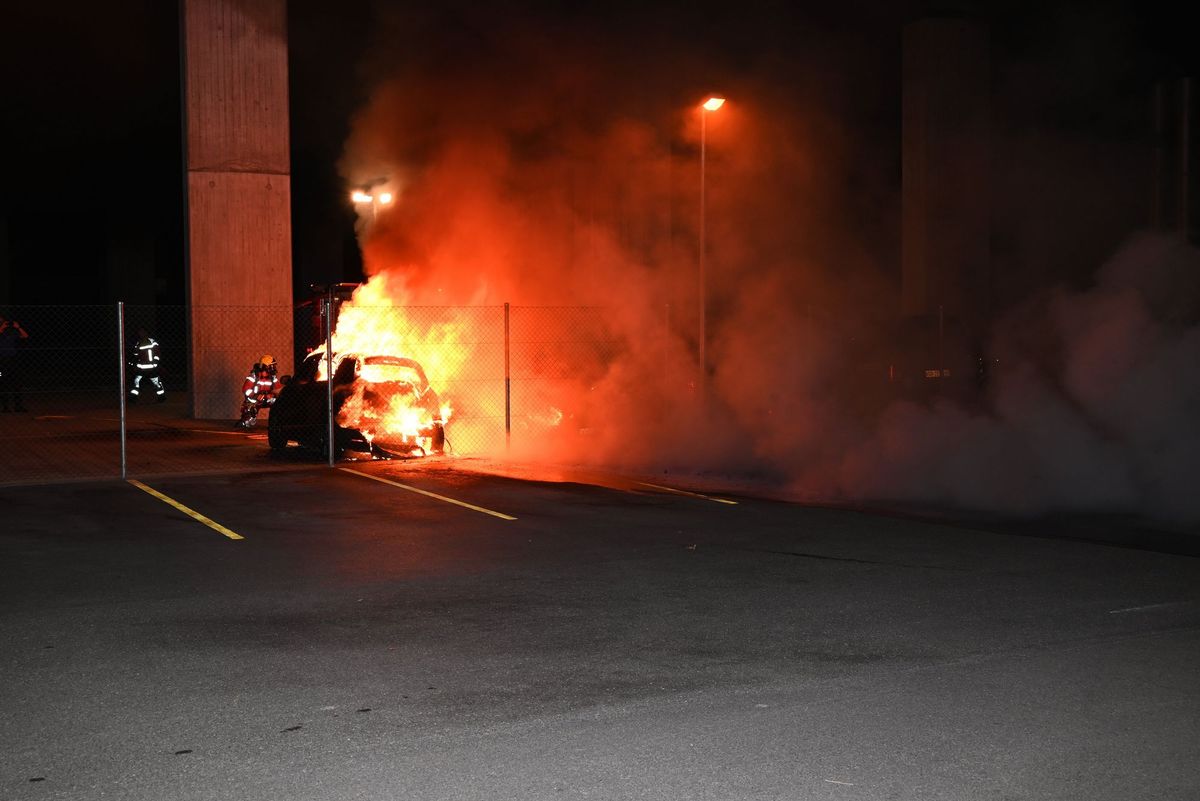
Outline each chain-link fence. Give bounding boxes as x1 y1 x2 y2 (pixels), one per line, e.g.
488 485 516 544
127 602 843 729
508 306 622 442
0 298 988 485
0 302 626 485
0 306 122 483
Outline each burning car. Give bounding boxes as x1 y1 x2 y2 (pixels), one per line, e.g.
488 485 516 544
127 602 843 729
267 350 447 458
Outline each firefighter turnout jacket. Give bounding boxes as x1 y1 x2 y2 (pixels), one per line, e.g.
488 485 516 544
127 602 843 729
135 337 161 369
243 367 282 401
129 335 165 398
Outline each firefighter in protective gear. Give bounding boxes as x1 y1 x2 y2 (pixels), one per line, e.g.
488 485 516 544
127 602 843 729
237 354 282 428
129 329 165 402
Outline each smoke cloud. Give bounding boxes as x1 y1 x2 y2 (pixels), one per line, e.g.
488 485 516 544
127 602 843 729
337 4 1200 523
829 233 1200 521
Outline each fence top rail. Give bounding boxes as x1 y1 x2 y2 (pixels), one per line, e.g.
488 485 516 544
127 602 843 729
509 305 611 311
0 304 118 310
2 303 623 312
139 304 299 311
314 305 507 312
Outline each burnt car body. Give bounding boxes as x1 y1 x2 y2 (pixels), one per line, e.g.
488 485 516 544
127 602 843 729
267 350 446 458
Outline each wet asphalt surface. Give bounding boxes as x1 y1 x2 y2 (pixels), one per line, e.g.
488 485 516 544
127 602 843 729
2 460 1199 801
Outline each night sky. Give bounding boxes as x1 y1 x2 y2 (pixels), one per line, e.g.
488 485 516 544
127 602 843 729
0 0 1195 306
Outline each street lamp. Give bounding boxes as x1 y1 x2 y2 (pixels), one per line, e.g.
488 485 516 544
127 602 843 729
350 187 394 224
699 95 724 387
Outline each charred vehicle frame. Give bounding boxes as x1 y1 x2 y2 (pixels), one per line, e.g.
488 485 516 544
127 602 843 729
267 350 447 459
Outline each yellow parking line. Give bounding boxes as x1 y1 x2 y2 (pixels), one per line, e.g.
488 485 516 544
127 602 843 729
340 468 518 521
127 480 245 540
635 481 738 505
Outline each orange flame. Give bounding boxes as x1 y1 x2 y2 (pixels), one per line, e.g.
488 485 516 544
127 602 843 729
320 273 472 453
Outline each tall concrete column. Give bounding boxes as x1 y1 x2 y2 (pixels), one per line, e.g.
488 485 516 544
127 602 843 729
1154 78 1198 243
902 19 990 329
182 0 293 418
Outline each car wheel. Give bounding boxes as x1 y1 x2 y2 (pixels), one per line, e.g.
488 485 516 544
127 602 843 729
309 428 346 460
267 417 288 450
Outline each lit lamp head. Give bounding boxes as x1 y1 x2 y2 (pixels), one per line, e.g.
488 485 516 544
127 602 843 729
702 96 726 112
350 190 372 204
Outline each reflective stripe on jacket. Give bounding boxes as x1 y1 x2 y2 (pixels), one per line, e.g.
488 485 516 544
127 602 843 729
135 338 161 368
243 374 281 397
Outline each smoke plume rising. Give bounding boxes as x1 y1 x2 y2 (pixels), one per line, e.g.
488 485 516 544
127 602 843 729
337 4 1200 523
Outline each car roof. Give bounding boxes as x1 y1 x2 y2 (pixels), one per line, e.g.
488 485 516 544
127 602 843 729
306 351 429 377
361 355 424 369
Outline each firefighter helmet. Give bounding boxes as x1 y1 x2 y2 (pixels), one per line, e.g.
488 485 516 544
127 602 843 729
260 354 275 366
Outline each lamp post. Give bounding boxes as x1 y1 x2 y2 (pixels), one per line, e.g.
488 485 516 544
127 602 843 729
698 95 725 387
351 188 394 224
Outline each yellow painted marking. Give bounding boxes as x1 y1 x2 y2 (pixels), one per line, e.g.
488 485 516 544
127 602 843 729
635 481 738 505
127 480 245 540
340 468 517 520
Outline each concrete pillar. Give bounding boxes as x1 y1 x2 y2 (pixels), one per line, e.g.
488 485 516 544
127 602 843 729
902 19 990 328
182 0 293 418
1150 78 1198 244
1182 78 1192 242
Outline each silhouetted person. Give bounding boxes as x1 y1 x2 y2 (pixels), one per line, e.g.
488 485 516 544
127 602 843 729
0 314 29 412
129 328 165 402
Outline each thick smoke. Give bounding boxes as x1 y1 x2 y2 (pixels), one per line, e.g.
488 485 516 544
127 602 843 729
829 234 1200 521
338 4 1200 522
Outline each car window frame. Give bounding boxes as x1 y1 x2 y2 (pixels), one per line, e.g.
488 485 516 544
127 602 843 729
295 351 325 383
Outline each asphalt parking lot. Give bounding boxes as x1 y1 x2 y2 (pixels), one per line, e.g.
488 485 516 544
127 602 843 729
2 460 1199 801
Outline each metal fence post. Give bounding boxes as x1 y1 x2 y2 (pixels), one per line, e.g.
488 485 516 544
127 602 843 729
117 302 127 479
504 302 511 451
325 295 335 467
938 304 945 385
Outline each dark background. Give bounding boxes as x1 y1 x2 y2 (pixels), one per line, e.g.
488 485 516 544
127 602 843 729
0 0 1195 306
